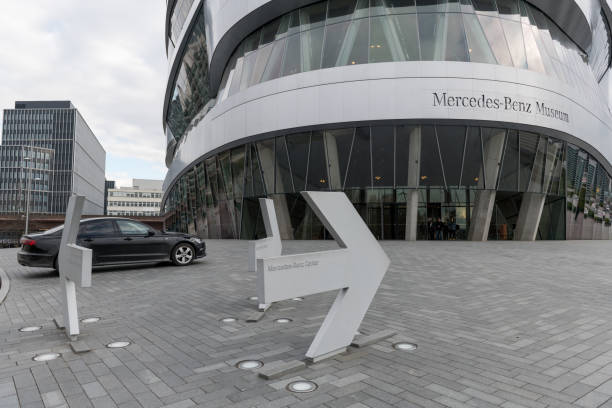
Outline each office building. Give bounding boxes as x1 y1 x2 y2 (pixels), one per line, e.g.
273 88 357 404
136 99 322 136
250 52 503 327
161 0 612 241
106 179 163 217
0 101 106 216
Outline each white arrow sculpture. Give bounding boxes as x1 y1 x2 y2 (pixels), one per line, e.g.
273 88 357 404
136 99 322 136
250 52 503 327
250 198 282 311
257 191 390 361
58 195 92 339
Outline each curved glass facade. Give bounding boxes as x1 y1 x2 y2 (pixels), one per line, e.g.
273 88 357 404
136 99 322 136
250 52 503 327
589 8 611 82
162 123 612 241
166 9 212 144
216 0 594 104
168 0 196 48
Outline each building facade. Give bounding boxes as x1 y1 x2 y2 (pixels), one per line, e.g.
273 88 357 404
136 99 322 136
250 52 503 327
0 101 106 216
104 180 116 215
161 0 612 241
106 179 163 217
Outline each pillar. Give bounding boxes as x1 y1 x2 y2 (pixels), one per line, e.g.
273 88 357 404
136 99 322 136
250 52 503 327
514 192 546 241
468 129 505 241
404 127 421 241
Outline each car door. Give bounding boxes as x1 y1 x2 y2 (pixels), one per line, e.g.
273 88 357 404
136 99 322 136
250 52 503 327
115 219 168 262
77 220 122 265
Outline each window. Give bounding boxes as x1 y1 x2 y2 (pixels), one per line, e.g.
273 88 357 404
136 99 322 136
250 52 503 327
78 220 115 237
116 220 151 236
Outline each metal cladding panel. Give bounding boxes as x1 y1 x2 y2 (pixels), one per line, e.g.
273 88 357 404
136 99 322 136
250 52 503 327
163 61 612 194
73 112 106 215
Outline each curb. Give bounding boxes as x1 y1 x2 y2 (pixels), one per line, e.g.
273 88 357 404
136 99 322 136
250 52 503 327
0 267 9 305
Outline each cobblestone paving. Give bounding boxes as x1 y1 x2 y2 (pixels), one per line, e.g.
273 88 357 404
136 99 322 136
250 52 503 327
1 240 612 407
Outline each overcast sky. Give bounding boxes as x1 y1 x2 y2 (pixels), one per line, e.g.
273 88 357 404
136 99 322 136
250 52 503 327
0 1 168 187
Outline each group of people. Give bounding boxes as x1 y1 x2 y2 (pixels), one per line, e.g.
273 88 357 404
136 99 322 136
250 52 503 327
426 217 459 240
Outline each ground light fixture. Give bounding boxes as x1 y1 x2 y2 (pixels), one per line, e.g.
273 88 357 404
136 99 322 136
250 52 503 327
274 318 292 324
220 317 237 323
19 326 42 332
81 317 101 323
393 342 418 351
286 380 318 393
106 341 131 349
291 297 303 301
33 352 60 362
235 360 264 370
248 296 258 301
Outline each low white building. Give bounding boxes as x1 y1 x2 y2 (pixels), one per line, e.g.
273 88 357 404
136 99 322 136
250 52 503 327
106 179 163 217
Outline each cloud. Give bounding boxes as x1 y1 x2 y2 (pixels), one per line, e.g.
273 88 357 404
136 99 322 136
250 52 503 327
0 1 168 173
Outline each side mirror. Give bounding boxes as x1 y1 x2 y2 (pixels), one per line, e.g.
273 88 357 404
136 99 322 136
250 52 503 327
147 230 155 237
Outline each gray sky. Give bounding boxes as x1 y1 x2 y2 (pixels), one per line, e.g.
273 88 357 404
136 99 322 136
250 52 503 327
0 1 168 187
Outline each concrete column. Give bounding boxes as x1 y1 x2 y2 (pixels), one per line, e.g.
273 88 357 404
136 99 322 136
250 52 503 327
468 129 505 241
257 142 294 239
514 192 546 241
467 190 496 241
404 127 421 241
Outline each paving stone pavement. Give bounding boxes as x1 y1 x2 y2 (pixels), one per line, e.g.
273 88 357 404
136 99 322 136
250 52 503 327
0 240 612 407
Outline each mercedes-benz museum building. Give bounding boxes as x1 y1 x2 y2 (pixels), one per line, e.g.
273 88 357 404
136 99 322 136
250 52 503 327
162 0 612 241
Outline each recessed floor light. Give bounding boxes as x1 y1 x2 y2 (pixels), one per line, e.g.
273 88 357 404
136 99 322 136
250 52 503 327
287 380 318 393
235 360 264 370
393 342 417 351
291 297 303 301
248 296 258 301
33 352 60 362
274 318 292 324
19 326 42 332
81 317 101 324
106 341 130 348
220 317 237 323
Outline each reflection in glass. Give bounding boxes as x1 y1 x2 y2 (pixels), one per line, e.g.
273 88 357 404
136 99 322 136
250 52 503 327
301 27 325 71
419 126 445 187
518 132 538 192
325 128 354 189
463 14 497 63
498 130 519 191
307 132 330 190
436 126 466 187
286 133 310 191
372 126 395 187
461 127 483 187
345 127 371 188
275 137 294 193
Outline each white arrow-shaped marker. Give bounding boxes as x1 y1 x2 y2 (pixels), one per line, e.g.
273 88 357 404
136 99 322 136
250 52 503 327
257 191 390 361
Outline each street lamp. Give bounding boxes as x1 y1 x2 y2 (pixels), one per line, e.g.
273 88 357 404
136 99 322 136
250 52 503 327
23 157 42 235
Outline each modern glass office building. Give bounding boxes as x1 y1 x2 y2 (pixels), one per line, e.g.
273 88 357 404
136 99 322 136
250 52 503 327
162 0 612 241
0 101 106 216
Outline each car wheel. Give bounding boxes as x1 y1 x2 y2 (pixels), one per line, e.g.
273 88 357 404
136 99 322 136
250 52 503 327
172 243 195 266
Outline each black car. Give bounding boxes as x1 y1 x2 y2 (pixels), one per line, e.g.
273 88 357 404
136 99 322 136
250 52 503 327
17 218 205 269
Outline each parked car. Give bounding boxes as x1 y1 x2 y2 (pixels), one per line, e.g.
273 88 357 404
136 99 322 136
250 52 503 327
17 218 205 269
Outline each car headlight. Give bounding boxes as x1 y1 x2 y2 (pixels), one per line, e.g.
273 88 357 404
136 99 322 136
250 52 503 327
190 237 202 244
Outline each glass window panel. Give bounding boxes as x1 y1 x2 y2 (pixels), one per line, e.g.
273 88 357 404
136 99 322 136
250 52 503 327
228 53 245 96
442 0 462 12
275 14 291 39
522 21 545 73
418 13 444 61
286 132 310 191
500 20 526 68
275 137 294 193
518 131 538 191
436 125 466 187
345 127 372 188
370 0 389 17
392 14 421 61
548 140 564 196
444 13 469 61
461 127 483 187
301 27 325 71
219 152 234 200
336 18 369 66
261 37 287 82
248 44 274 86
354 0 370 19
250 144 266 196
472 0 497 14
372 126 395 187
394 127 418 187
282 34 302 76
324 128 354 189
307 131 330 190
460 0 475 13
528 136 546 193
371 16 397 63
463 13 497 63
498 129 519 191
476 15 513 66
481 127 506 189
239 50 258 91
496 0 519 20
300 2 328 31
419 125 445 187
327 0 357 25
260 19 282 45
288 10 301 36
256 139 275 193
416 0 442 13
322 22 351 68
